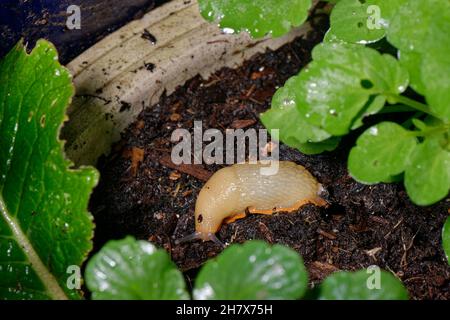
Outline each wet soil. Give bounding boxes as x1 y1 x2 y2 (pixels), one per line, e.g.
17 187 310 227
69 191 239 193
89 12 450 300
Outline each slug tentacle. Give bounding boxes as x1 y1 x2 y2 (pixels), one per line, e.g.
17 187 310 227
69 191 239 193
176 231 225 247
185 161 327 244
175 231 203 244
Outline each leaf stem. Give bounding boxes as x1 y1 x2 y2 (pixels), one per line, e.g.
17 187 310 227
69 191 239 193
388 95 436 117
411 124 450 138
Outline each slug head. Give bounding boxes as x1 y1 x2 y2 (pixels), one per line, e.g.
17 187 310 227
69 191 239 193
194 166 240 235
176 167 239 245
175 231 224 247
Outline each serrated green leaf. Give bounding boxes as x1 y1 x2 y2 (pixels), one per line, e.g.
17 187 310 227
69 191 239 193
297 43 408 135
198 0 312 38
443 217 450 265
404 137 450 206
193 240 308 300
348 122 417 184
85 237 189 300
328 0 406 44
387 0 450 121
319 269 408 300
0 40 98 299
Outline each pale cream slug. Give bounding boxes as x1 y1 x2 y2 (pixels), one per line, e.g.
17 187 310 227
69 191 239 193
178 161 327 245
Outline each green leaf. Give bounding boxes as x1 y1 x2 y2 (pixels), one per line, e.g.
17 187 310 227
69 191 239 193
387 0 438 55
328 0 406 44
443 217 450 265
387 0 450 121
294 137 341 155
404 137 450 206
420 7 450 122
261 76 332 144
398 51 426 95
85 237 189 300
297 43 408 136
0 40 98 299
193 240 308 300
198 0 312 38
348 122 417 184
329 0 382 44
261 74 341 154
319 269 408 300
351 95 386 130
411 118 427 132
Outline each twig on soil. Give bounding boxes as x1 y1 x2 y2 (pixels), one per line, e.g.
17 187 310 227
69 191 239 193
369 215 389 225
384 217 404 239
244 84 256 97
400 228 420 268
258 222 274 243
318 228 337 240
230 119 257 129
229 226 239 244
385 264 404 282
172 183 181 197
159 154 213 181
364 247 382 262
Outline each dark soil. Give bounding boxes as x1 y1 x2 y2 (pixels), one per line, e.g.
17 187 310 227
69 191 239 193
89 12 450 300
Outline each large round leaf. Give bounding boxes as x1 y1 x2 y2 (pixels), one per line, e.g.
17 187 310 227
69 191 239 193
261 76 333 147
199 0 312 38
328 0 406 44
193 240 308 300
319 269 408 300
296 43 408 136
404 137 450 206
328 0 385 44
348 122 417 184
387 0 450 121
261 75 341 154
85 237 189 300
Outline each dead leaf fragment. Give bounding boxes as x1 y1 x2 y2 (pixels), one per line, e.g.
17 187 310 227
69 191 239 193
123 146 144 177
169 171 181 180
169 113 182 122
230 119 256 129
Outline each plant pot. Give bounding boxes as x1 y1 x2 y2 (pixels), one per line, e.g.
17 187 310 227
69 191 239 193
62 0 317 166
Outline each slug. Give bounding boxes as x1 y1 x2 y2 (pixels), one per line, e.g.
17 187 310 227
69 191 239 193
178 161 327 245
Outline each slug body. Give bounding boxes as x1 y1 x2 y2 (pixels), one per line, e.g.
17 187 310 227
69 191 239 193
190 161 327 243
